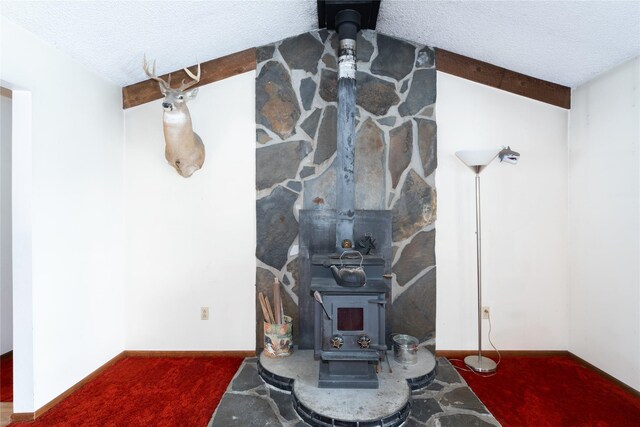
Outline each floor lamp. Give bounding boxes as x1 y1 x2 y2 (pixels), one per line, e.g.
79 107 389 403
455 149 502 373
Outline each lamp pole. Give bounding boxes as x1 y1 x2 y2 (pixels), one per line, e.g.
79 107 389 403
464 167 497 373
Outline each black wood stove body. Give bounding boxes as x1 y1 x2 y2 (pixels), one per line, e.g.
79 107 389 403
310 253 389 388
298 210 393 390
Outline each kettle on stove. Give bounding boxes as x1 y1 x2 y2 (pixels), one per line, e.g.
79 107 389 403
329 251 366 287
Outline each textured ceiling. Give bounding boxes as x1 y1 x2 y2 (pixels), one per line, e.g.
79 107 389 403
378 1 640 88
2 1 639 89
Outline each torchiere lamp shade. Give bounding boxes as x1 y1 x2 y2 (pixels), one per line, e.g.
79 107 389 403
455 149 501 173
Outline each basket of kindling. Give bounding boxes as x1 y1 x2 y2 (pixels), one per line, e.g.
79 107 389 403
259 279 293 358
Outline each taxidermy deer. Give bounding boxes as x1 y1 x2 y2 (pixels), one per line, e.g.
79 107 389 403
143 56 205 178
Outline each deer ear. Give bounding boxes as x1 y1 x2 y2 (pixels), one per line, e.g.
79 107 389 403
185 88 199 99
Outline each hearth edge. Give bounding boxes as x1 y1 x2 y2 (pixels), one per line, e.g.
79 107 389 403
258 349 437 426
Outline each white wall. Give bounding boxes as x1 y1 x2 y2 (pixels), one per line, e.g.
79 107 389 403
124 71 256 350
436 72 569 351
0 92 13 355
568 57 640 390
1 17 126 411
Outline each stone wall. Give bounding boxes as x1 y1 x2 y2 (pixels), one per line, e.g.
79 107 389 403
255 30 437 350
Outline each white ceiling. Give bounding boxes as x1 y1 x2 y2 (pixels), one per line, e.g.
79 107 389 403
2 1 639 89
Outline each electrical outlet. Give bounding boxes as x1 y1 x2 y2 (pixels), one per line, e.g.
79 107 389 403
482 306 490 319
200 307 209 320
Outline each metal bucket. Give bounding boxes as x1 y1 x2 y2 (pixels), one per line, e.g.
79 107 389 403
392 334 418 365
263 315 293 358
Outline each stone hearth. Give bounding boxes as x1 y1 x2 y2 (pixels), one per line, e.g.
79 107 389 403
259 349 435 425
208 356 500 427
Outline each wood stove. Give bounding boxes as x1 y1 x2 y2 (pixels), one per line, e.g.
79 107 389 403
310 253 389 388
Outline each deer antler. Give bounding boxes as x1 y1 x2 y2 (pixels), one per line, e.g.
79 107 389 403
178 63 201 91
143 54 170 91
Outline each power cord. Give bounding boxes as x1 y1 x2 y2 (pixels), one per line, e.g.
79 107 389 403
450 310 501 377
486 310 501 367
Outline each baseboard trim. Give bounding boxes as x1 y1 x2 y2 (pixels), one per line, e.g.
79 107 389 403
10 412 35 422
123 350 256 358
436 350 568 359
567 352 640 397
11 351 126 422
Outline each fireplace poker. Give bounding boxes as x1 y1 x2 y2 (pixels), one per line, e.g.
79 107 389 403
386 351 393 373
313 291 332 320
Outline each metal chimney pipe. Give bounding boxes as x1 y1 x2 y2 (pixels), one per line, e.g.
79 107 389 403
335 9 361 251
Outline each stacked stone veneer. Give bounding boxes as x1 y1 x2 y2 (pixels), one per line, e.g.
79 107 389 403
255 30 437 350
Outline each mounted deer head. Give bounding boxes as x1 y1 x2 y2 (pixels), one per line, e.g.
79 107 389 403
143 55 205 178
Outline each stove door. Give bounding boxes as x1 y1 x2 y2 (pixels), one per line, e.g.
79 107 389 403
321 294 384 352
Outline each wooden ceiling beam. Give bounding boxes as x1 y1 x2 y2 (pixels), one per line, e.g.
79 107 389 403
122 45 570 110
435 48 571 109
122 48 256 109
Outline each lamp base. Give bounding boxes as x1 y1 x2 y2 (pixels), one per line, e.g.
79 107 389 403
464 355 497 373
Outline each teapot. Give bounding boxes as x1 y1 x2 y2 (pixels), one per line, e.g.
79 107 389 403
329 251 366 287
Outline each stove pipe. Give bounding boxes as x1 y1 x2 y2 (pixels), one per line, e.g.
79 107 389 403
335 9 361 251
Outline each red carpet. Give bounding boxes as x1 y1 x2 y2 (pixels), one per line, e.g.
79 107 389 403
1 351 12 402
10 356 243 427
454 356 640 427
